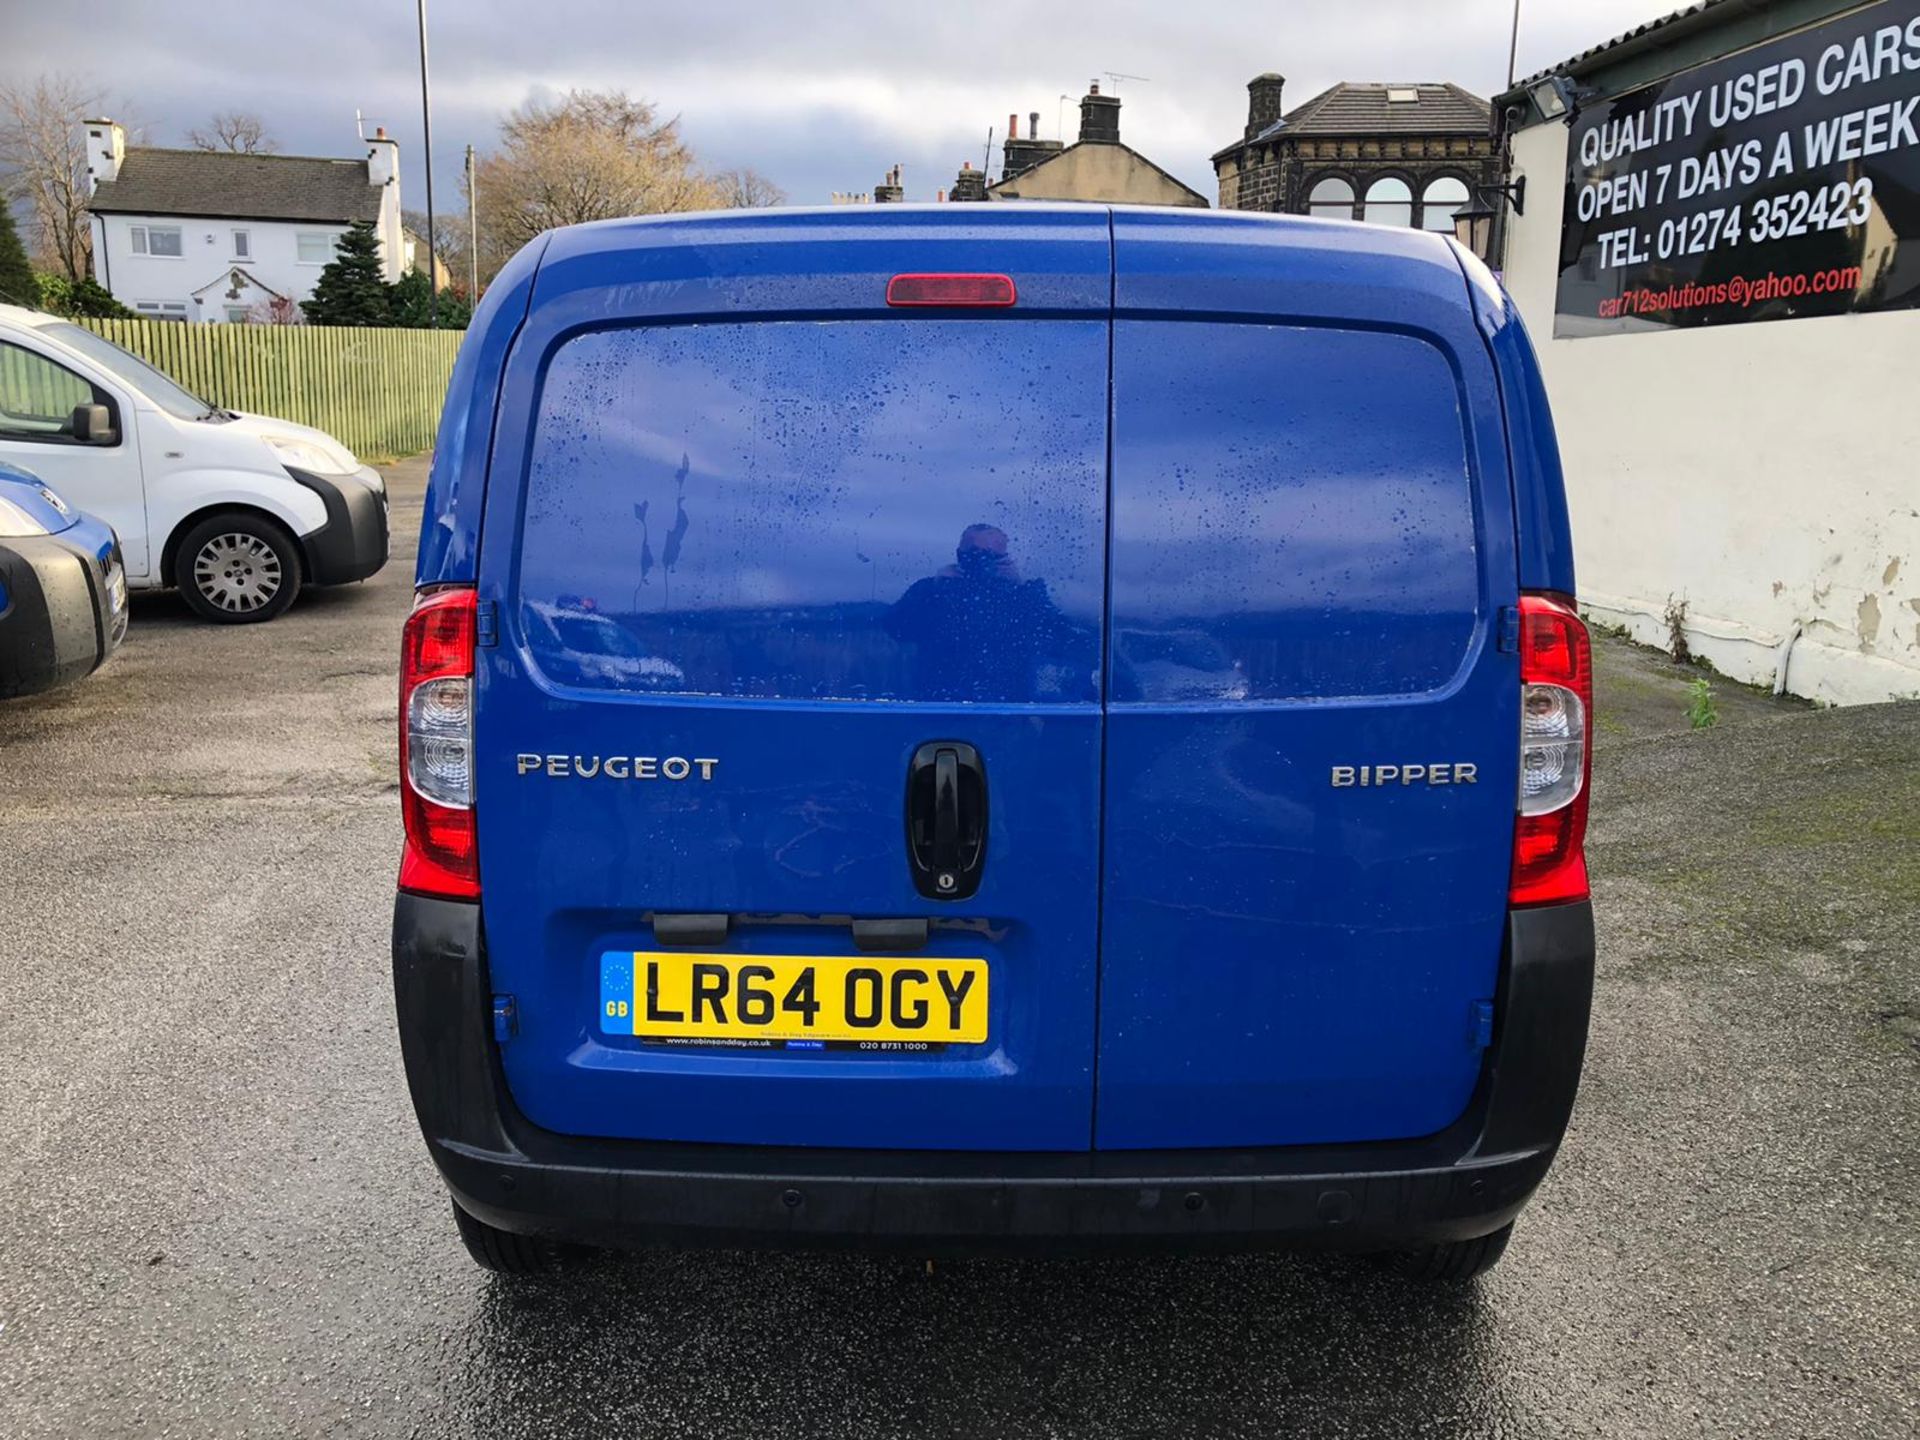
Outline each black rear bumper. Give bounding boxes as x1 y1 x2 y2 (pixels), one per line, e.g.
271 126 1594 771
0 533 124 700
393 896 1594 1255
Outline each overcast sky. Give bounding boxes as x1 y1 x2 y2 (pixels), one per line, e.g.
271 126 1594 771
8 0 1676 212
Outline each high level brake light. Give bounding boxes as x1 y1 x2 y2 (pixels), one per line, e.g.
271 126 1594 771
886 273 1018 307
400 586 478 899
1511 593 1592 907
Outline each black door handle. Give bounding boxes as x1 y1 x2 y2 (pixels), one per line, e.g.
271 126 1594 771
933 747 961 875
906 741 986 900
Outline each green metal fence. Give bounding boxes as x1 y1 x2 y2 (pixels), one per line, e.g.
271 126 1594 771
70 320 463 460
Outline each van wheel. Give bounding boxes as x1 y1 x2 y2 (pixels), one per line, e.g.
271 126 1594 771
1373 1222 1514 1282
451 1200 578 1276
174 512 302 623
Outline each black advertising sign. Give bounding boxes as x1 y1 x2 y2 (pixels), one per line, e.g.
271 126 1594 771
1556 0 1920 335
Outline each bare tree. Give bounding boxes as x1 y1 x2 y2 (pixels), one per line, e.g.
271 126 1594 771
402 206 469 292
0 74 98 281
714 167 785 209
188 110 278 154
247 295 302 325
470 90 726 283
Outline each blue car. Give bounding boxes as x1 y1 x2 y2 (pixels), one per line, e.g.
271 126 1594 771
392 206 1595 1281
0 458 127 699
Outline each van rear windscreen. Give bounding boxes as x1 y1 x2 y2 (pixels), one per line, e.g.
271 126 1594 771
515 321 1107 704
1111 321 1483 702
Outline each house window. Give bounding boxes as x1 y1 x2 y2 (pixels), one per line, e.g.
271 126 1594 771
1420 176 1471 233
135 301 190 322
1362 176 1414 227
1387 87 1420 104
130 224 184 257
1306 176 1355 220
224 306 251 324
297 232 336 264
232 229 251 260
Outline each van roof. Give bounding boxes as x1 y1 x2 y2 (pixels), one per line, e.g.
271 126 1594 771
536 200 1467 264
527 203 1482 324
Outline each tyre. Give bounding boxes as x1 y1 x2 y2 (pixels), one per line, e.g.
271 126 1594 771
1373 1221 1514 1282
173 512 302 623
450 1200 577 1276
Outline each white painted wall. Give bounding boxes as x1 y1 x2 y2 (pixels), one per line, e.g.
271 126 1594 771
82 120 405 321
92 213 356 320
364 133 405 284
1502 118 1920 705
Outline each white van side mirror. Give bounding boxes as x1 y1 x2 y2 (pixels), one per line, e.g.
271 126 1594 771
70 402 117 446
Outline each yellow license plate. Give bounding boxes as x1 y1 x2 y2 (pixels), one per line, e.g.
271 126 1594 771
599 950 989 1046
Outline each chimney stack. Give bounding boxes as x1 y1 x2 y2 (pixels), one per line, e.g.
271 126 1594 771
1245 73 1287 139
365 123 400 188
81 118 125 193
1001 102 1065 183
873 163 904 203
1078 80 1121 145
950 160 989 202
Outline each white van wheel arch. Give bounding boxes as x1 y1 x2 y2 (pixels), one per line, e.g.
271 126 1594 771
162 505 311 589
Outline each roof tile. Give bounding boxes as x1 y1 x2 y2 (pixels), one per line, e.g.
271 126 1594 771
1265 82 1492 140
89 148 381 223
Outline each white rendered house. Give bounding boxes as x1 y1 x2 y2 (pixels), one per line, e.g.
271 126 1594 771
82 120 405 322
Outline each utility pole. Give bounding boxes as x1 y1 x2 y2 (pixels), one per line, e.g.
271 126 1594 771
416 0 437 327
465 144 478 302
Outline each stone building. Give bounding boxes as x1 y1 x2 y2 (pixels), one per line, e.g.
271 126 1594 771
985 84 1207 207
1212 74 1497 233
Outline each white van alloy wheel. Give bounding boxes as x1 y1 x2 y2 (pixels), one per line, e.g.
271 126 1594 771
193 531 283 612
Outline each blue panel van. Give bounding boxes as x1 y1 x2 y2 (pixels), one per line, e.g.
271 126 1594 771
393 206 1596 1282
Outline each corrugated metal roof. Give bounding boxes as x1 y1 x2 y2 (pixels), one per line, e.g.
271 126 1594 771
89 148 382 223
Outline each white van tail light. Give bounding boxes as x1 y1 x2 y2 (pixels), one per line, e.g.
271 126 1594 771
400 587 478 899
1511 593 1592 907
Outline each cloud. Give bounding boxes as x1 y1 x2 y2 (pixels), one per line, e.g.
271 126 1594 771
4 0 1678 210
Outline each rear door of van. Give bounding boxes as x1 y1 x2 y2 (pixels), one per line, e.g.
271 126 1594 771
473 209 1112 1150
1096 211 1522 1149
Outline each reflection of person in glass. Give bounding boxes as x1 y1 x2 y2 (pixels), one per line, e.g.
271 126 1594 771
884 523 1082 701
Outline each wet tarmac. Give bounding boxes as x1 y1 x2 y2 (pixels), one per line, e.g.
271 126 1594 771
2 457 1914 1437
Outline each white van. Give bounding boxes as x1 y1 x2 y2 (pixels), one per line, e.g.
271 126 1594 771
0 304 388 622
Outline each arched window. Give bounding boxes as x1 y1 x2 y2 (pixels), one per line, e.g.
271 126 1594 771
1420 175 1471 232
1306 176 1355 220
1362 176 1413 227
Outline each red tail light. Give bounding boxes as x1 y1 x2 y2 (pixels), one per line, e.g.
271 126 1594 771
1510 593 1592 907
886 273 1018 307
400 586 478 899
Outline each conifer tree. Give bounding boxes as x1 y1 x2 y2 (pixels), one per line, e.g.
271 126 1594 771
0 204 38 309
300 222 390 325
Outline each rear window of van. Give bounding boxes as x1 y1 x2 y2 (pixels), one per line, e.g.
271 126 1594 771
1110 321 1482 701
515 320 1108 704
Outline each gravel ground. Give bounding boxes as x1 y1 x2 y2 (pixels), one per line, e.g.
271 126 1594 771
1 455 1914 1437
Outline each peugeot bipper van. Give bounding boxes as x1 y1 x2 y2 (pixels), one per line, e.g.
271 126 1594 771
0 305 387 622
393 206 1595 1282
